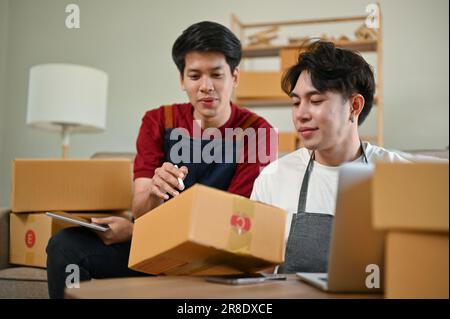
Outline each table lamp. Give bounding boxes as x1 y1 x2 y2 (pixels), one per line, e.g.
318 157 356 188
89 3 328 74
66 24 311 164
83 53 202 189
26 63 108 158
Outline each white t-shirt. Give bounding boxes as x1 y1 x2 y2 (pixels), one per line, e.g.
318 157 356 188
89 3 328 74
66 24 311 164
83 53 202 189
250 142 410 241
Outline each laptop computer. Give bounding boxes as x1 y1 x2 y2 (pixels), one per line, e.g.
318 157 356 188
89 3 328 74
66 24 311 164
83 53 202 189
296 163 385 293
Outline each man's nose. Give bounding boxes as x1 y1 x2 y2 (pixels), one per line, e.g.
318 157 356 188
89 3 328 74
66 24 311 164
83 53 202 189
200 76 214 92
293 103 311 122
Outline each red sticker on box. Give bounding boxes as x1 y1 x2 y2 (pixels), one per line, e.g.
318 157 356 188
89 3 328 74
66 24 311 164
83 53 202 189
230 214 252 234
226 198 254 254
25 230 36 248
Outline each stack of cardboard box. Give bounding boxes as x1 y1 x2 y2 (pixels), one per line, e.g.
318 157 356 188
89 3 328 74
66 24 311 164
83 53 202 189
9 159 133 268
372 162 449 298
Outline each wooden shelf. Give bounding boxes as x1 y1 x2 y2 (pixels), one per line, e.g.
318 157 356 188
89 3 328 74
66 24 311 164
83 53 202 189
243 39 377 58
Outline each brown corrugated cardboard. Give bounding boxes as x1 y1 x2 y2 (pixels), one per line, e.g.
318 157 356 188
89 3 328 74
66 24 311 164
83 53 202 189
11 159 133 212
9 211 126 268
129 184 286 275
235 71 285 99
372 162 449 299
372 162 449 232
385 231 448 299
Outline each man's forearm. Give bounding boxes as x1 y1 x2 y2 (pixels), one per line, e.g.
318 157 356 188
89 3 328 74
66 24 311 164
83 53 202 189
132 190 164 219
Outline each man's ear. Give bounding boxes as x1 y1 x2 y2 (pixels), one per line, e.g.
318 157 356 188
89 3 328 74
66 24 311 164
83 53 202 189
232 66 240 88
179 73 185 91
350 94 365 120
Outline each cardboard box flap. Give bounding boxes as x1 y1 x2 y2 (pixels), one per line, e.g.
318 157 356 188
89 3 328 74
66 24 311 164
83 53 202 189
164 242 276 275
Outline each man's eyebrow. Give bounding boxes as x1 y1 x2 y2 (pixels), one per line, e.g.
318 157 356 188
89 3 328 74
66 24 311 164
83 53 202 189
186 66 224 73
306 90 322 97
289 90 322 98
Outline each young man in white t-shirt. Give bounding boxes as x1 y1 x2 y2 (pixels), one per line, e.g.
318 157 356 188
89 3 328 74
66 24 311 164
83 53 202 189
251 41 408 273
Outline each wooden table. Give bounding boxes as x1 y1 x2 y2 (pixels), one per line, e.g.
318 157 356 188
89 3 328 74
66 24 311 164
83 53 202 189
65 274 382 299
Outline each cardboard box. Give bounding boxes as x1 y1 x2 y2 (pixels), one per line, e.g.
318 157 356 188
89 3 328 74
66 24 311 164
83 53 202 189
9 211 124 268
11 159 133 212
235 71 286 100
372 162 449 298
385 231 448 299
129 184 286 275
372 162 448 232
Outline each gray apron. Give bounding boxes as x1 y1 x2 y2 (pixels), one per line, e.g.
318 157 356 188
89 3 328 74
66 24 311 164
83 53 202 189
278 142 368 273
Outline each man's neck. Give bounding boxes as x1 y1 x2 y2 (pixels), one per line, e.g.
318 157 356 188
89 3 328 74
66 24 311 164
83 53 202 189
313 134 362 167
193 104 231 129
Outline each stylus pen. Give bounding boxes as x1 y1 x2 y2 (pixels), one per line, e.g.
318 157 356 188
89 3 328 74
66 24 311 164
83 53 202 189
174 165 185 189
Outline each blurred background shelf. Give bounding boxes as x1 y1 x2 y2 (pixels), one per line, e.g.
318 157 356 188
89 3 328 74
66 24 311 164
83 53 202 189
232 4 384 149
242 39 377 58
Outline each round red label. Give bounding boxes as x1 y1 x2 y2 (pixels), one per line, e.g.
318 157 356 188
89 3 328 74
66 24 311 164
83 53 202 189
230 214 252 234
25 230 36 248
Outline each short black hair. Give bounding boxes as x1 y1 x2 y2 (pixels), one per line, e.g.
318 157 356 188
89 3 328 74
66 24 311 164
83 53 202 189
172 21 242 75
281 41 375 125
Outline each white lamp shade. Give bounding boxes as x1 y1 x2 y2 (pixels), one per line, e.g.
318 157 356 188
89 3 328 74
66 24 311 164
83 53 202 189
26 63 108 132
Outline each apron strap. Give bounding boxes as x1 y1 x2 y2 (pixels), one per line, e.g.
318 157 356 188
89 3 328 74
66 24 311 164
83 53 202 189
240 113 260 131
297 152 314 213
163 105 173 129
231 113 261 141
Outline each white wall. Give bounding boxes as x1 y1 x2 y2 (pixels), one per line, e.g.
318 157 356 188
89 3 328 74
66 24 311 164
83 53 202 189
0 0 9 205
0 0 448 207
